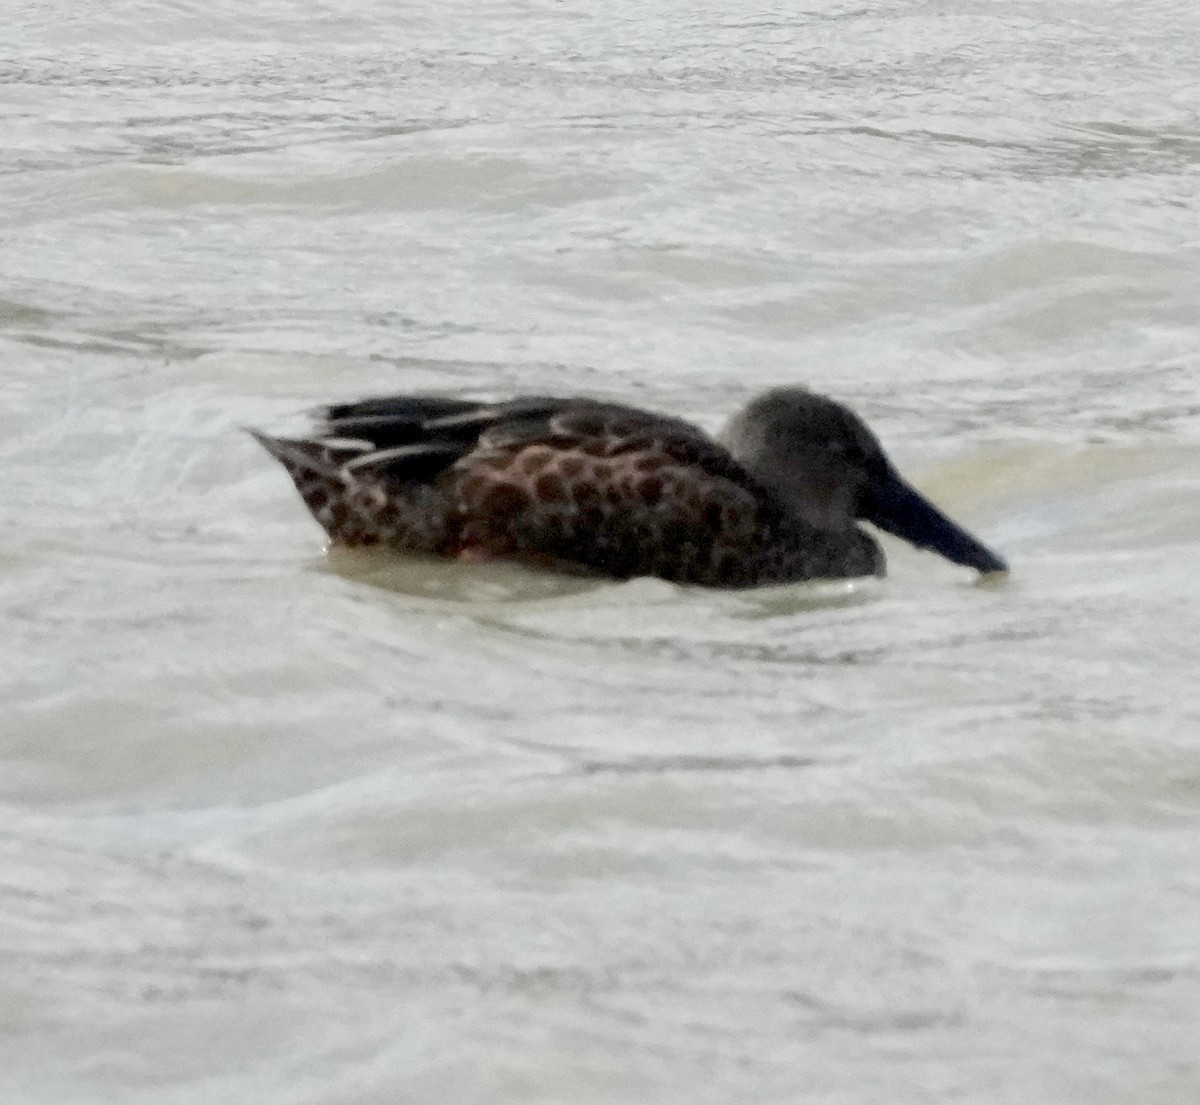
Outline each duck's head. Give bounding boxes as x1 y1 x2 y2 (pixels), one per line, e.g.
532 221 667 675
719 387 1008 575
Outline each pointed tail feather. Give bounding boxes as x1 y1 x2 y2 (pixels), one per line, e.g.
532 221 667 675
249 430 371 540
248 429 368 475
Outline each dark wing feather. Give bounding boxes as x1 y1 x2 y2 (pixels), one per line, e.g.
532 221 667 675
340 441 468 481
322 395 484 448
318 395 565 478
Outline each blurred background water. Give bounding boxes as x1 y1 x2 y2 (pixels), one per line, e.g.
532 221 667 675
3 1 1200 1102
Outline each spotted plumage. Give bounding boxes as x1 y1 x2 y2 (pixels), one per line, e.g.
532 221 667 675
252 388 1007 587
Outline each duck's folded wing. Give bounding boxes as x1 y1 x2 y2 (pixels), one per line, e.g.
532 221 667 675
319 394 751 487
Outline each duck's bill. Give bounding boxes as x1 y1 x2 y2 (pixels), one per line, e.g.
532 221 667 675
863 470 1008 575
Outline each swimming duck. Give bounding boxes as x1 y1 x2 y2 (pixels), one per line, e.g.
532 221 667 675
252 387 1007 587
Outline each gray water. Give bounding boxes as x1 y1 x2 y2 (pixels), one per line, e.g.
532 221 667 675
4 1 1200 1102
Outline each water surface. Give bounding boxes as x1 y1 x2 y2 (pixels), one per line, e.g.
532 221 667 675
3 1 1200 1101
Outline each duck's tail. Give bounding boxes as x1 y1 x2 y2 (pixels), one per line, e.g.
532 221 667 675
249 430 374 543
249 429 450 551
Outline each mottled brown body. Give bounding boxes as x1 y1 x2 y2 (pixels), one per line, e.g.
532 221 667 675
251 396 882 587
444 437 877 586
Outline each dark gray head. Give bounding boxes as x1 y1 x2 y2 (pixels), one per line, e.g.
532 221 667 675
719 387 1008 574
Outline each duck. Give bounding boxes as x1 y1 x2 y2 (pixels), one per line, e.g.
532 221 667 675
251 387 1007 587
